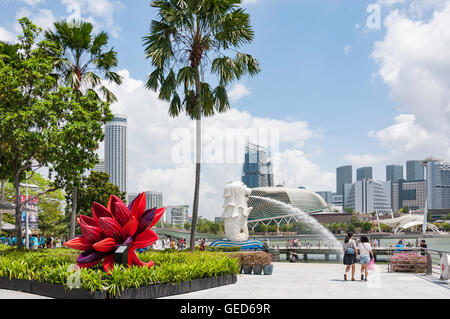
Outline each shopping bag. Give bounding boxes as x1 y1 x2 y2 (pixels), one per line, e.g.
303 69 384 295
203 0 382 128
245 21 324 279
368 258 375 271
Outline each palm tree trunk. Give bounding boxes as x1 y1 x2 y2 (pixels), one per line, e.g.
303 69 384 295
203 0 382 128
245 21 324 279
0 180 5 230
69 186 78 239
190 118 201 252
14 175 23 249
1 180 5 201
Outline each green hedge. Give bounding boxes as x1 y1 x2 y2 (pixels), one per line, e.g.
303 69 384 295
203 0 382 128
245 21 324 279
0 246 239 297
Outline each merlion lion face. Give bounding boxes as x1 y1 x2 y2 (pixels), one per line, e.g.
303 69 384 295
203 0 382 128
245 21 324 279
221 181 253 242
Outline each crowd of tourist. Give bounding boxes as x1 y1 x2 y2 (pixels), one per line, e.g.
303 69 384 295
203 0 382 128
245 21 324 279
0 234 68 249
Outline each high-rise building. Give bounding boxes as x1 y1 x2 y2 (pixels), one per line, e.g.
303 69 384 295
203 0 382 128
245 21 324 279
105 115 127 193
92 159 106 173
165 205 189 226
392 179 426 213
406 160 425 181
316 191 332 205
344 179 392 215
422 158 450 210
357 167 373 181
242 143 274 188
127 191 163 211
336 165 352 196
386 165 403 182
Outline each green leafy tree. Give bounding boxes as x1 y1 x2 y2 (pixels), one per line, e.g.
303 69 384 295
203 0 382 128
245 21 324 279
259 224 268 233
45 19 122 239
65 171 126 235
143 0 260 251
0 18 112 249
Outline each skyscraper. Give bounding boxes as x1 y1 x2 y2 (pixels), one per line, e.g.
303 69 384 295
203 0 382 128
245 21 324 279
336 165 352 196
127 191 163 211
105 115 127 193
422 158 450 210
406 160 425 181
357 167 373 181
242 143 274 188
92 159 105 173
344 179 392 215
386 164 403 182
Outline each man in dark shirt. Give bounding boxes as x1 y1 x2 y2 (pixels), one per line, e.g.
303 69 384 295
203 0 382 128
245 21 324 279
420 239 427 256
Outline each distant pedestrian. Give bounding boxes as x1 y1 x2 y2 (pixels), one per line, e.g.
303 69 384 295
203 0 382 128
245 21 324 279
358 236 374 281
46 235 53 249
343 232 358 281
200 238 206 251
419 239 427 256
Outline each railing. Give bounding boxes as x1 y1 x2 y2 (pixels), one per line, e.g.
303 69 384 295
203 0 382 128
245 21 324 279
374 247 448 279
269 246 449 280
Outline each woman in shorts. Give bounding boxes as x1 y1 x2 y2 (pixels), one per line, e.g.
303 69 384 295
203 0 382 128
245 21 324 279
358 236 374 281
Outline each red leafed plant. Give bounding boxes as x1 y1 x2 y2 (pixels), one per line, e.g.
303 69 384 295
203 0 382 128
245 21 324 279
64 193 165 272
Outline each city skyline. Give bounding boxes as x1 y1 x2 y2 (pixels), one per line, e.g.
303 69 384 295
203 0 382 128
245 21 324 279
2 1 450 219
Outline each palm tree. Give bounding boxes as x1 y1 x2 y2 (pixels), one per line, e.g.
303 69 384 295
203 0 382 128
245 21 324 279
45 20 122 239
143 0 260 251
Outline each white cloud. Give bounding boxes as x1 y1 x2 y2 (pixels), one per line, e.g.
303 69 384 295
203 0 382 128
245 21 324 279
61 0 124 38
369 1 450 162
20 0 45 7
0 27 15 42
101 70 332 218
344 45 351 55
228 83 251 102
16 8 56 32
273 150 335 192
345 154 389 167
241 0 261 5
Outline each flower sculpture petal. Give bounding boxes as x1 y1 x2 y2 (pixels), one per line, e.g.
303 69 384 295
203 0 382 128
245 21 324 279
65 192 165 272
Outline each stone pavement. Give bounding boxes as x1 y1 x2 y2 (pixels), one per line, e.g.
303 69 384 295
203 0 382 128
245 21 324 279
163 262 450 299
0 289 50 299
0 262 448 299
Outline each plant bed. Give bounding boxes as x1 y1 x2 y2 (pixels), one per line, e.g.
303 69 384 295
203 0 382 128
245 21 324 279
0 247 240 298
231 251 273 275
390 252 427 273
113 274 237 299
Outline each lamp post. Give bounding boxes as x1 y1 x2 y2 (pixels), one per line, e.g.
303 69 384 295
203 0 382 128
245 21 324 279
21 173 39 250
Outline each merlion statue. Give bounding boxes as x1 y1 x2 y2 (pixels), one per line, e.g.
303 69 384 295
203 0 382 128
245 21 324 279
222 181 253 242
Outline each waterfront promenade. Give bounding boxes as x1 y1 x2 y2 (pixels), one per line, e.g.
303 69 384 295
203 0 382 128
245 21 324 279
163 262 449 299
0 262 447 299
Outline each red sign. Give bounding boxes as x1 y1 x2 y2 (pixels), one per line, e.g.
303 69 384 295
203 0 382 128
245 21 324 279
19 195 38 204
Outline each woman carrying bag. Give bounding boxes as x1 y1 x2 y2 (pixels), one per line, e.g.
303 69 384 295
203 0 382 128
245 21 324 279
358 236 374 281
343 233 358 281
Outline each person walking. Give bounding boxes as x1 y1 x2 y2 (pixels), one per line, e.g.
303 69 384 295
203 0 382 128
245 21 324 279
358 236 374 281
343 232 358 281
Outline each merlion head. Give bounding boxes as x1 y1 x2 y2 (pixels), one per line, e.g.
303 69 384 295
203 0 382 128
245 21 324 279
222 181 253 242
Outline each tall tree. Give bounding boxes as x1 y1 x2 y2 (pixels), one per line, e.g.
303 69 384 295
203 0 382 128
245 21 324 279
143 0 260 251
65 171 126 234
0 18 112 249
45 20 122 239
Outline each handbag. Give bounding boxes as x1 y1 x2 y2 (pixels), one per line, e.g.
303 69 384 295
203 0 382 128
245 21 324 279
345 247 355 254
368 258 375 271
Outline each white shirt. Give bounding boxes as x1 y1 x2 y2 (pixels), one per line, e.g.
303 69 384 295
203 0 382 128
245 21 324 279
358 242 372 257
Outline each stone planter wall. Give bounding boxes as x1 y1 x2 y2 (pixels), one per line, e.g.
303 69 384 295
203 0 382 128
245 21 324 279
0 274 237 299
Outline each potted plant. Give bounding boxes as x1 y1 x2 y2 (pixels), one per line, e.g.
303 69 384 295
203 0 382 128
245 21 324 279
262 252 273 275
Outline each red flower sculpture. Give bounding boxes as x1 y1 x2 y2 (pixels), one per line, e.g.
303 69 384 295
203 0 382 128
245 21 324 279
64 193 165 271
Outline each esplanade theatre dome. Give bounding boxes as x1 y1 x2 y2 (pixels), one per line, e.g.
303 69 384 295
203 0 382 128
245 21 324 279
247 187 328 221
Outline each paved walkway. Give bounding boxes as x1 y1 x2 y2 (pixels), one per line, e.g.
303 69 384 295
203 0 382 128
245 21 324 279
0 289 50 299
163 262 450 299
0 263 448 299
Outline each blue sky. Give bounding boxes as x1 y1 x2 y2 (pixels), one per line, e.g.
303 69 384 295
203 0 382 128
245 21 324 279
1 0 449 218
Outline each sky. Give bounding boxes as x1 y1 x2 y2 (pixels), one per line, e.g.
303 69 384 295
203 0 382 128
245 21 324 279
1 0 450 219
